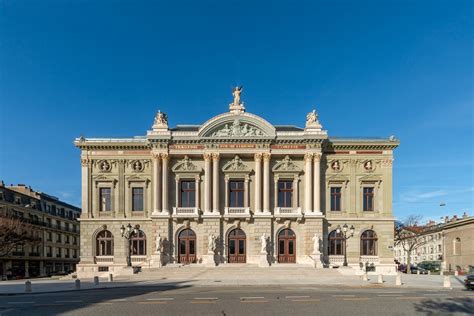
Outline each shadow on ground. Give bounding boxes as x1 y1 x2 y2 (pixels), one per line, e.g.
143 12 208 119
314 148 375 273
414 297 474 315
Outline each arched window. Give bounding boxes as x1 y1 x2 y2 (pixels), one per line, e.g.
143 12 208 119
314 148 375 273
131 230 146 255
453 237 461 255
328 230 345 255
361 230 378 256
96 230 113 256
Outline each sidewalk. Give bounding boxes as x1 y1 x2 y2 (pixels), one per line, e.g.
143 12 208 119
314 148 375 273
0 266 466 295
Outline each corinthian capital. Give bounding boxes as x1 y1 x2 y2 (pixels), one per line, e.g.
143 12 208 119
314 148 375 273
212 153 220 161
160 153 170 162
313 153 322 162
151 151 161 160
262 153 271 162
254 153 263 162
80 158 90 167
203 153 213 161
304 153 314 161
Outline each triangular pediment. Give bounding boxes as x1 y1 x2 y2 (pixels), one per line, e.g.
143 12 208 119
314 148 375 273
272 155 300 173
172 156 201 173
222 155 251 173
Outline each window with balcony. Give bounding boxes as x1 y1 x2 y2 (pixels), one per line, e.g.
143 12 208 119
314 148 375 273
363 187 374 211
229 180 244 207
180 181 196 208
277 180 293 207
99 188 112 212
132 188 144 211
330 187 342 211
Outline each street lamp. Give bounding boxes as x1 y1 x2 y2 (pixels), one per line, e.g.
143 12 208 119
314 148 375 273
120 223 140 267
336 223 355 267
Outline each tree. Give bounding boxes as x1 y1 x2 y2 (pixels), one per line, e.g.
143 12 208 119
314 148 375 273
0 216 41 257
394 215 428 274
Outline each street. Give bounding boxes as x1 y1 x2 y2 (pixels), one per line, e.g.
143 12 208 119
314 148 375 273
0 285 472 315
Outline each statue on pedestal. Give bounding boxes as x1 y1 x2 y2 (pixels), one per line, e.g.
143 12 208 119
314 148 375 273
208 234 217 254
232 86 243 106
260 233 268 254
156 233 163 255
312 233 321 254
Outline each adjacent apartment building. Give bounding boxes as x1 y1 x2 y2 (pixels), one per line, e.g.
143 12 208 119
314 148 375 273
74 89 399 276
0 182 81 279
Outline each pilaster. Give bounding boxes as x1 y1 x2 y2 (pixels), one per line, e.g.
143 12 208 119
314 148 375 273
313 153 322 215
304 153 313 213
212 153 220 213
254 153 262 213
152 152 162 215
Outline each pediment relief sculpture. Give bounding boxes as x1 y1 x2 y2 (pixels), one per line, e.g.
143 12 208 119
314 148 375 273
172 155 201 173
211 119 266 137
222 155 251 173
272 155 300 173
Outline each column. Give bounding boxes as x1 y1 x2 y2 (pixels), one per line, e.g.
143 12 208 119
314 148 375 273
244 176 249 208
80 158 90 218
313 153 321 214
175 176 180 209
212 153 220 213
203 153 212 213
224 176 229 209
195 175 200 210
263 153 271 213
161 153 169 214
293 176 299 209
254 153 262 212
304 153 313 213
152 153 162 214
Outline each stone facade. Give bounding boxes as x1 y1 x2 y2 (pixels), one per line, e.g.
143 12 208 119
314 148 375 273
74 90 399 276
0 183 81 279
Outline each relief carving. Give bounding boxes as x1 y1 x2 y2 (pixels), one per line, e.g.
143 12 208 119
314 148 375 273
211 119 265 137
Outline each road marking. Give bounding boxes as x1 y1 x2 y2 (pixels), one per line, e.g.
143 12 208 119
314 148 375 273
375 292 403 294
96 303 113 305
240 296 265 300
33 304 64 307
138 301 167 305
55 300 83 303
332 295 355 297
7 302 35 304
286 295 310 299
240 300 268 303
291 299 321 302
396 297 425 300
377 294 403 297
109 299 127 302
342 298 370 301
146 298 174 301
190 301 216 304
423 293 448 296
193 297 218 300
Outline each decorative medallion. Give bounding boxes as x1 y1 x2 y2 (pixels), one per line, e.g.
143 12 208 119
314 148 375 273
331 160 342 172
98 160 111 172
363 160 374 171
132 160 144 172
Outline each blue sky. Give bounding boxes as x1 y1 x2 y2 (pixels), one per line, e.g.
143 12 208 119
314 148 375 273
0 0 472 222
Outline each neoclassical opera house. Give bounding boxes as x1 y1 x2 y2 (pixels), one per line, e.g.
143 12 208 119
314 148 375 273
74 88 399 276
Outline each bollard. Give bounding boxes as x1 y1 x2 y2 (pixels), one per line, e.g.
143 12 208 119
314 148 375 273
378 274 384 284
428 270 431 275
25 281 32 293
362 273 368 281
108 273 113 282
75 279 81 290
443 276 451 288
396 273 402 286
417 270 420 275
454 271 459 276
93 276 99 286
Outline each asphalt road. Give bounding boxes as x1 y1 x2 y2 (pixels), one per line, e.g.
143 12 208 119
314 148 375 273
0 285 472 315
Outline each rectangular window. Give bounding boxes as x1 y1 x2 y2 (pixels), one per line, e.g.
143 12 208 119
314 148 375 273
180 181 196 207
277 180 293 207
330 187 342 211
229 180 244 207
363 187 374 211
132 188 144 211
99 188 112 212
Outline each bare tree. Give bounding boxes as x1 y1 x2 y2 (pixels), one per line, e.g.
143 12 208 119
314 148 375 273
394 215 428 274
0 216 41 257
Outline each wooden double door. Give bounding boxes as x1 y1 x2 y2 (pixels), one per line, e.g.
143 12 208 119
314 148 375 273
278 229 296 263
178 229 196 264
228 228 246 263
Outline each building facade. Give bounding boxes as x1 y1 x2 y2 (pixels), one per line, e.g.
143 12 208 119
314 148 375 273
74 90 399 276
0 183 81 279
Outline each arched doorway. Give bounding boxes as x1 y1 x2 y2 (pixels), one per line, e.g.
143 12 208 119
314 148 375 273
178 229 196 264
278 229 296 263
228 228 246 263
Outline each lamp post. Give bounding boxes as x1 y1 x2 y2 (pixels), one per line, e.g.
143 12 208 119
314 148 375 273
336 223 355 267
120 223 139 267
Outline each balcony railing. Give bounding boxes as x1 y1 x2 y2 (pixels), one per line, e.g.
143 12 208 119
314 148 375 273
95 256 114 264
359 255 379 264
224 207 251 218
131 256 147 264
328 255 345 266
274 207 303 219
172 207 200 219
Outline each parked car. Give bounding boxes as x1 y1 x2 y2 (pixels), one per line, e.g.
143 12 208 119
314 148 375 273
417 261 441 273
464 275 474 290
